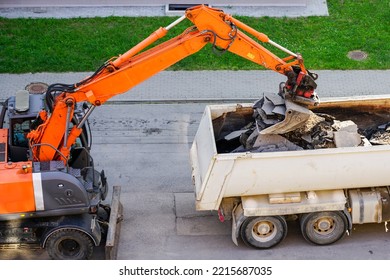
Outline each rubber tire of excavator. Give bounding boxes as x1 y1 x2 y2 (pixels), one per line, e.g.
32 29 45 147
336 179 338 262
240 215 287 249
45 228 94 260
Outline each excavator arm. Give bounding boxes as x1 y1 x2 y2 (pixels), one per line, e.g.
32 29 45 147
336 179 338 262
27 5 318 163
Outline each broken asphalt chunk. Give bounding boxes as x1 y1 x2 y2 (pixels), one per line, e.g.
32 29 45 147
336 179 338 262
333 131 362 147
272 105 286 116
332 120 358 133
264 92 285 106
369 131 390 145
224 129 249 141
252 134 303 152
262 98 276 116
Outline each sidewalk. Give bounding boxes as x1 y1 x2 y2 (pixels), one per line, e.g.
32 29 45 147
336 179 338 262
0 0 328 18
1 70 389 103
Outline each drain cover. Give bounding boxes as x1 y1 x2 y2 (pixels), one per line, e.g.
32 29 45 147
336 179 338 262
347 50 368 61
25 82 48 94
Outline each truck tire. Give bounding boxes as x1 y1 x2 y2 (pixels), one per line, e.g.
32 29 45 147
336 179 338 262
300 211 347 246
45 228 94 260
240 216 287 249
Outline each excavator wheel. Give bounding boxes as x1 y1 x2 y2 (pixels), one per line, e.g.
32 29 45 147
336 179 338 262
45 228 94 260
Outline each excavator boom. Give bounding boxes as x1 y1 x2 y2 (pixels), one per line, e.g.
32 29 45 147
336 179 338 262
27 5 318 163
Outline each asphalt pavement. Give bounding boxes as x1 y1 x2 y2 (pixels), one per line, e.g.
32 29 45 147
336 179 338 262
1 1 390 261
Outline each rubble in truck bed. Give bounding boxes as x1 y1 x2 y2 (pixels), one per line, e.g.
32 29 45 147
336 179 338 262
213 93 390 153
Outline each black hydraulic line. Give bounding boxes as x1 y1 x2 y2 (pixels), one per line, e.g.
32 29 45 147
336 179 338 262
203 22 238 56
0 99 8 129
45 83 76 112
75 62 107 88
44 62 107 113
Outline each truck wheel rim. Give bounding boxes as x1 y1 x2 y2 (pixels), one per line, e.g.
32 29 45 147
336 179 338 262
252 220 276 242
313 217 334 235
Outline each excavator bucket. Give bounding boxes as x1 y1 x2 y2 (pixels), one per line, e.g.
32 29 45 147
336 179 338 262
104 185 123 260
260 97 312 135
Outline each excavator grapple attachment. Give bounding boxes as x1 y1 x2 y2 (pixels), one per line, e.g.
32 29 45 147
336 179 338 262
260 96 312 135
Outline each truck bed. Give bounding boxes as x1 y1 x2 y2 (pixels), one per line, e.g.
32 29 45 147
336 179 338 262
190 95 390 211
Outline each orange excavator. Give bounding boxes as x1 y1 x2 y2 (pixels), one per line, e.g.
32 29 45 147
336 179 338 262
0 5 318 259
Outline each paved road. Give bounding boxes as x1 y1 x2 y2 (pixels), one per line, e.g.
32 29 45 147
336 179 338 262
1 102 390 260
1 70 390 260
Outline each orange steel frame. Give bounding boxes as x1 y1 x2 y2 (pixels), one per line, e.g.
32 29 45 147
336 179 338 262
0 129 35 215
27 5 312 163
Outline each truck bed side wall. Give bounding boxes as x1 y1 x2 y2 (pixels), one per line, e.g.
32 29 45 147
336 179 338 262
191 97 390 211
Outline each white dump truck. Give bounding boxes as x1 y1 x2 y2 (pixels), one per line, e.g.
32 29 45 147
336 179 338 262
190 94 390 249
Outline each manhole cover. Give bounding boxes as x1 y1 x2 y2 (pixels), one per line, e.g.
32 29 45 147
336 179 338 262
25 82 48 94
347 50 368 61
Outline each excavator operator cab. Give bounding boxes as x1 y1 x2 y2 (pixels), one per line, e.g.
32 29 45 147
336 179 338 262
0 90 43 162
0 89 92 165
12 120 31 148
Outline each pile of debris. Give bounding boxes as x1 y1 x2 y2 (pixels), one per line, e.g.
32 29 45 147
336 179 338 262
362 123 390 145
214 93 390 154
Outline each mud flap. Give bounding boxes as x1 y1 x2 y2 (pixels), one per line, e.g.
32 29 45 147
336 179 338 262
231 203 246 246
105 185 123 260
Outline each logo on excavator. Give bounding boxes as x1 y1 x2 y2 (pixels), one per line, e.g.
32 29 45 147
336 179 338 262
247 52 255 60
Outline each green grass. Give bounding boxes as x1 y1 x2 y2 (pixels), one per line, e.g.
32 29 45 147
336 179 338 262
0 0 389 73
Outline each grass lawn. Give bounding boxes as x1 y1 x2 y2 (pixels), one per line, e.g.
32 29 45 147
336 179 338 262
0 0 389 73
